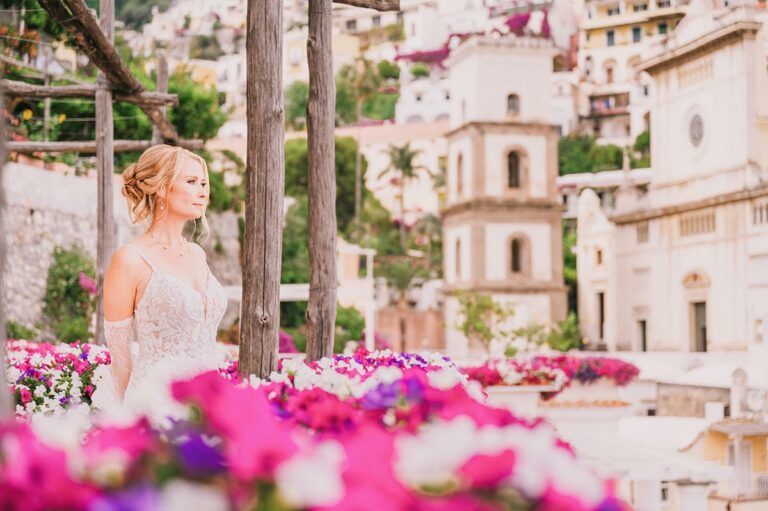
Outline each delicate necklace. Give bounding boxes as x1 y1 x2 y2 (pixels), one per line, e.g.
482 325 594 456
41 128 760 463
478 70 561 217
149 231 190 257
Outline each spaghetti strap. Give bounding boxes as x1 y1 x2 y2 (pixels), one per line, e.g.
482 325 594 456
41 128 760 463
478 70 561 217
124 243 156 271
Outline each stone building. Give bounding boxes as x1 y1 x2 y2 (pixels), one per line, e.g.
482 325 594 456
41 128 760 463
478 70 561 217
442 35 568 357
577 2 768 353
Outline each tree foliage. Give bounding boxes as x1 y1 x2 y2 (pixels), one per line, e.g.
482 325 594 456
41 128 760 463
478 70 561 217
284 136 365 234
563 227 577 313
284 81 310 131
189 34 224 61
43 245 96 343
167 66 228 140
116 0 172 29
631 130 650 168
377 59 400 81
455 292 515 353
547 312 582 352
558 135 623 175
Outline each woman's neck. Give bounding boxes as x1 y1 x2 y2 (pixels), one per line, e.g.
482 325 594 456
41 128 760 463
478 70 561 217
147 216 188 246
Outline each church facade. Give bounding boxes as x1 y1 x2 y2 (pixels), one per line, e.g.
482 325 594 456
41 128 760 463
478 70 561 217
577 2 768 352
442 35 568 356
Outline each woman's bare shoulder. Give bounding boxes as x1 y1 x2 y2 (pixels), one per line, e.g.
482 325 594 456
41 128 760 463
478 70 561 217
110 241 149 275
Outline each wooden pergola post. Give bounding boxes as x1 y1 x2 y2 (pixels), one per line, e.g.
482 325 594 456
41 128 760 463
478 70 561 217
238 0 286 378
305 0 338 361
151 53 168 145
0 88 14 420
302 0 400 359
94 0 115 345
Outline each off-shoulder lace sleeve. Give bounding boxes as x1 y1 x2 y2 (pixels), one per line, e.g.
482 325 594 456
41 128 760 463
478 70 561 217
104 317 135 400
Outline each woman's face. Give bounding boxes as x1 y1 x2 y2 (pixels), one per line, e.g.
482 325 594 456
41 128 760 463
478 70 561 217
165 157 209 220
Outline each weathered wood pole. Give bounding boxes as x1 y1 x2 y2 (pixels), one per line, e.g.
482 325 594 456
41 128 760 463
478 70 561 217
151 53 168 145
94 0 115 346
306 0 338 361
238 0 285 378
0 87 14 419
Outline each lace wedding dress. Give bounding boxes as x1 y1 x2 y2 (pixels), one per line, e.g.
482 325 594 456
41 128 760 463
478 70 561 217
92 243 228 426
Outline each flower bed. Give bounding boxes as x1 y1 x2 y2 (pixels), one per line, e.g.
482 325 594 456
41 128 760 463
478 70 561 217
0 369 625 511
460 355 640 399
460 358 569 390
1 344 627 510
5 340 110 416
531 356 640 387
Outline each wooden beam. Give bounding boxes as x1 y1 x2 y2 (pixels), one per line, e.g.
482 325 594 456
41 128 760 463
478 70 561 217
0 79 180 107
238 0 285 379
36 0 180 142
305 0 338 361
94 0 115 346
0 54 90 86
333 0 400 11
152 53 169 144
37 0 142 92
0 88 15 420
6 139 204 153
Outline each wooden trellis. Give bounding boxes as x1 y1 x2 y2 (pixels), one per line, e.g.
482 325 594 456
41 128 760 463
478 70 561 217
0 0 402 410
238 0 399 378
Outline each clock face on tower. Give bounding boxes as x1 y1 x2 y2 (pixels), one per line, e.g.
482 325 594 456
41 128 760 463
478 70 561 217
689 114 704 147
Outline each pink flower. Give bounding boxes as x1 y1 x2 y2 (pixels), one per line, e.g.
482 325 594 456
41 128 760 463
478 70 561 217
319 424 416 511
459 449 516 489
82 419 158 465
0 423 98 510
78 272 97 295
172 371 298 481
19 388 32 404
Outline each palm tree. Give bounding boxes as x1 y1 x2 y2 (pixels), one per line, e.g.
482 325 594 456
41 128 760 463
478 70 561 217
339 57 381 240
411 214 442 277
379 143 429 251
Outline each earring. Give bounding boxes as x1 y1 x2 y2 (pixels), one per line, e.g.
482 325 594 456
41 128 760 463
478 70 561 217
160 202 165 210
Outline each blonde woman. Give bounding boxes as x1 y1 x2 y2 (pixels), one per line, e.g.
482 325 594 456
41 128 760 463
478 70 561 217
93 145 228 425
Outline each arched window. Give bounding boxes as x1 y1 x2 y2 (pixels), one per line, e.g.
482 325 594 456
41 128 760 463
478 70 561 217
456 153 464 198
455 238 462 281
507 94 520 116
511 238 522 273
507 151 520 188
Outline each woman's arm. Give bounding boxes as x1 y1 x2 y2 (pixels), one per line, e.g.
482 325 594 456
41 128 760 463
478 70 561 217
103 246 141 399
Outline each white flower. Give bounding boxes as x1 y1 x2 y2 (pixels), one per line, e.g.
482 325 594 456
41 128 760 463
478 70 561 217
427 369 467 390
160 481 229 511
500 368 523 385
395 417 478 488
276 441 345 507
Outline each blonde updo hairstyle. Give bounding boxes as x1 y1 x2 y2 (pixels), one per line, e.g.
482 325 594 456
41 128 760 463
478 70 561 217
122 144 210 241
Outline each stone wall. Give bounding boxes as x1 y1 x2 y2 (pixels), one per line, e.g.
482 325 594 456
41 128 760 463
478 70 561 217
198 210 242 286
1 163 130 334
1 163 243 337
376 307 444 352
656 383 730 417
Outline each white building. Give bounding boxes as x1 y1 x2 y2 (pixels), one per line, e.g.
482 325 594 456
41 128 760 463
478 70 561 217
442 35 568 357
577 2 768 353
577 0 691 146
558 167 652 222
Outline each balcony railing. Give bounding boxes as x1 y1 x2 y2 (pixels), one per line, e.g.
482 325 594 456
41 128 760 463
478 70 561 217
717 472 768 500
588 93 630 117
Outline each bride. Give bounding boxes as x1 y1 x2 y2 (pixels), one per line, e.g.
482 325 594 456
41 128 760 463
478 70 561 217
93 144 228 425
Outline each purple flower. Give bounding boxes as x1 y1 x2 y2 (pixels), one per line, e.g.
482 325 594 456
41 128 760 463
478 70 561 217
176 432 226 477
360 381 400 410
88 485 160 511
404 377 424 403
